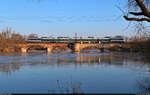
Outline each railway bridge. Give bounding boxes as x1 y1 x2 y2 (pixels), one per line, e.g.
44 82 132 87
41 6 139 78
16 42 126 53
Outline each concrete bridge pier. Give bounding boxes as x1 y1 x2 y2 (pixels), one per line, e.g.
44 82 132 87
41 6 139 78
21 48 27 53
73 43 80 53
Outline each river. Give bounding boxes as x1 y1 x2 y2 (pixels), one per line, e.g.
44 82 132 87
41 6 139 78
0 50 150 94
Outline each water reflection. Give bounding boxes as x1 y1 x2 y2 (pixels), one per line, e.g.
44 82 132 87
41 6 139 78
137 77 150 92
48 80 83 94
0 51 150 93
0 52 150 75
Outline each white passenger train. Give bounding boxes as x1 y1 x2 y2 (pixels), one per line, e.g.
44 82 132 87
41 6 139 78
26 36 125 43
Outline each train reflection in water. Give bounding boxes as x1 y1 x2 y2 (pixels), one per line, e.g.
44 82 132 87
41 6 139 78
0 52 149 74
0 52 150 93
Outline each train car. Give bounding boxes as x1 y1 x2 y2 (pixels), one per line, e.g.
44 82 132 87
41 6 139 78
76 37 99 43
26 38 42 43
56 37 72 43
101 36 111 43
40 37 56 43
110 36 124 43
87 37 98 43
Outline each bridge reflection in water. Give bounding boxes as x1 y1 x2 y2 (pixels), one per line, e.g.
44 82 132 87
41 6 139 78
0 52 150 93
0 52 149 74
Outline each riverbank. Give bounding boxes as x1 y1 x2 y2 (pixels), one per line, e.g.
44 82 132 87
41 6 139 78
127 40 150 57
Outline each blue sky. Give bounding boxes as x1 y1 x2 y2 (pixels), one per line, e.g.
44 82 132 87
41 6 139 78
0 0 134 37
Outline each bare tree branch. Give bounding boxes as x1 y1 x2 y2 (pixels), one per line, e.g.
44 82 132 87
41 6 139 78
124 0 150 22
129 12 144 16
135 0 150 17
124 16 150 22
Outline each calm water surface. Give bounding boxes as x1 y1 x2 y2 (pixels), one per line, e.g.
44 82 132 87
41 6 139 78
0 51 150 94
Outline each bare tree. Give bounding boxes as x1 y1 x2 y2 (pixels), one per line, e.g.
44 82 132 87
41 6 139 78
124 0 150 22
28 33 38 38
0 28 25 52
